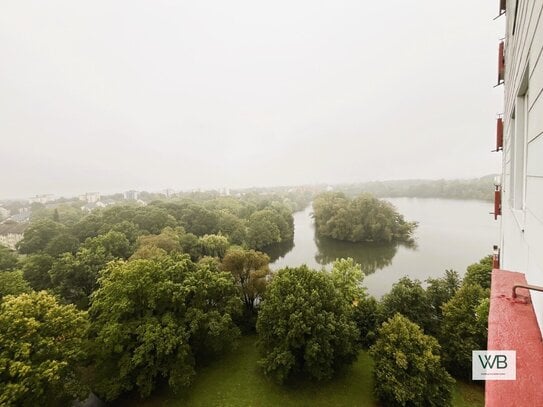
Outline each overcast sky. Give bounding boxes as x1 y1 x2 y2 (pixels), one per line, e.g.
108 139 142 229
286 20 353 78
0 0 504 199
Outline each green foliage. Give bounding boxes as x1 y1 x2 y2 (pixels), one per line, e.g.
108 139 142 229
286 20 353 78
379 277 434 333
199 234 229 258
256 266 359 383
425 269 461 334
16 219 67 254
353 295 380 348
463 255 493 290
21 253 55 291
49 232 130 309
330 257 365 303
0 291 89 407
246 210 282 249
89 255 241 400
130 227 182 259
82 230 132 259
221 247 270 314
44 233 80 257
370 314 454 407
0 271 31 300
313 192 417 243
0 244 19 271
439 283 490 379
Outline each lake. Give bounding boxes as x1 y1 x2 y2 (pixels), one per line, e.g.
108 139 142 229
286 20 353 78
267 198 498 297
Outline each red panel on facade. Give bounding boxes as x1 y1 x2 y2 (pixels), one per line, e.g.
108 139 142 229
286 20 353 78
494 189 501 220
498 41 505 84
496 118 504 151
486 270 543 407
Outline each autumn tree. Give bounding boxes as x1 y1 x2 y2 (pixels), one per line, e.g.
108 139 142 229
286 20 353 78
221 247 270 330
0 292 89 406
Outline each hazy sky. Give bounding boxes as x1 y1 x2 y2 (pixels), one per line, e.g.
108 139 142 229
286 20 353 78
0 0 504 199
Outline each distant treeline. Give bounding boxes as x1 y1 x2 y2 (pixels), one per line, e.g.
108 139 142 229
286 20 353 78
335 176 495 201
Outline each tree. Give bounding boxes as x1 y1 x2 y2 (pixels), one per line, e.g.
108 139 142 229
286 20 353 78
199 234 229 258
379 277 434 333
0 292 89 406
44 234 80 257
89 255 241 400
330 257 365 303
463 255 492 290
131 227 182 259
246 210 281 249
49 236 122 309
256 266 359 383
312 192 417 243
439 283 489 379
353 295 380 348
82 230 132 259
221 247 270 322
425 269 461 335
16 219 66 254
0 271 31 300
0 244 18 271
21 254 55 291
370 314 454 407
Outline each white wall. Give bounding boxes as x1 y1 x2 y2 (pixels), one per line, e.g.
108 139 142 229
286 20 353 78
501 0 543 331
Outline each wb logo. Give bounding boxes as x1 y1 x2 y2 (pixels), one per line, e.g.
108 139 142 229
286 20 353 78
477 354 508 369
472 351 516 380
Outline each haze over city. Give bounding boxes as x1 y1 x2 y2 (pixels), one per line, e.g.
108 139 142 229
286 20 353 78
1 0 502 199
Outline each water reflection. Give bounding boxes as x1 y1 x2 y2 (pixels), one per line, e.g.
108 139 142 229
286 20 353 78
263 240 295 262
314 236 416 275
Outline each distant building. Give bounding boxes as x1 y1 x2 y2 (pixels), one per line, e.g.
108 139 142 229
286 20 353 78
0 222 27 250
81 201 107 213
163 189 175 198
9 211 31 223
123 190 139 200
79 192 101 203
28 194 55 204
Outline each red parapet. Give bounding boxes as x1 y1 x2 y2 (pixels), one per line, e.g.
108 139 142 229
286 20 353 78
498 41 505 84
496 118 504 151
486 270 543 407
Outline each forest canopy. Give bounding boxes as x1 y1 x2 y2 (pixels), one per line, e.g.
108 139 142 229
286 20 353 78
312 192 417 243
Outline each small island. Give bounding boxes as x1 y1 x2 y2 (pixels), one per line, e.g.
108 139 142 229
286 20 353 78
312 192 417 243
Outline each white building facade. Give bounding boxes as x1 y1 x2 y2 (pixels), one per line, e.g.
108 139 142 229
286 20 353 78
499 0 543 332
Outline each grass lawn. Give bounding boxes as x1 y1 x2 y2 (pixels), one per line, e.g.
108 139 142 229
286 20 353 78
119 335 484 407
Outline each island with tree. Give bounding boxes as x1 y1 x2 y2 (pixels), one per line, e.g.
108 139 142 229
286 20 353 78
312 192 418 243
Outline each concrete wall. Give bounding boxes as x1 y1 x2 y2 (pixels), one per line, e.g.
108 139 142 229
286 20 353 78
501 0 543 332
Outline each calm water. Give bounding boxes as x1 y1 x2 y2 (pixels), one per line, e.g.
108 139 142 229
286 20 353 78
267 198 498 297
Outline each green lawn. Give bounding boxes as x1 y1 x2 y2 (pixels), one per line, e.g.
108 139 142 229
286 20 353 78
119 336 484 407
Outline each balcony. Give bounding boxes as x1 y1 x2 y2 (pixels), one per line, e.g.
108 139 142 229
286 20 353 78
486 269 543 406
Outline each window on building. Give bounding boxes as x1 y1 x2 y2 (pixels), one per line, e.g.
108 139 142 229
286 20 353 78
510 68 529 211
